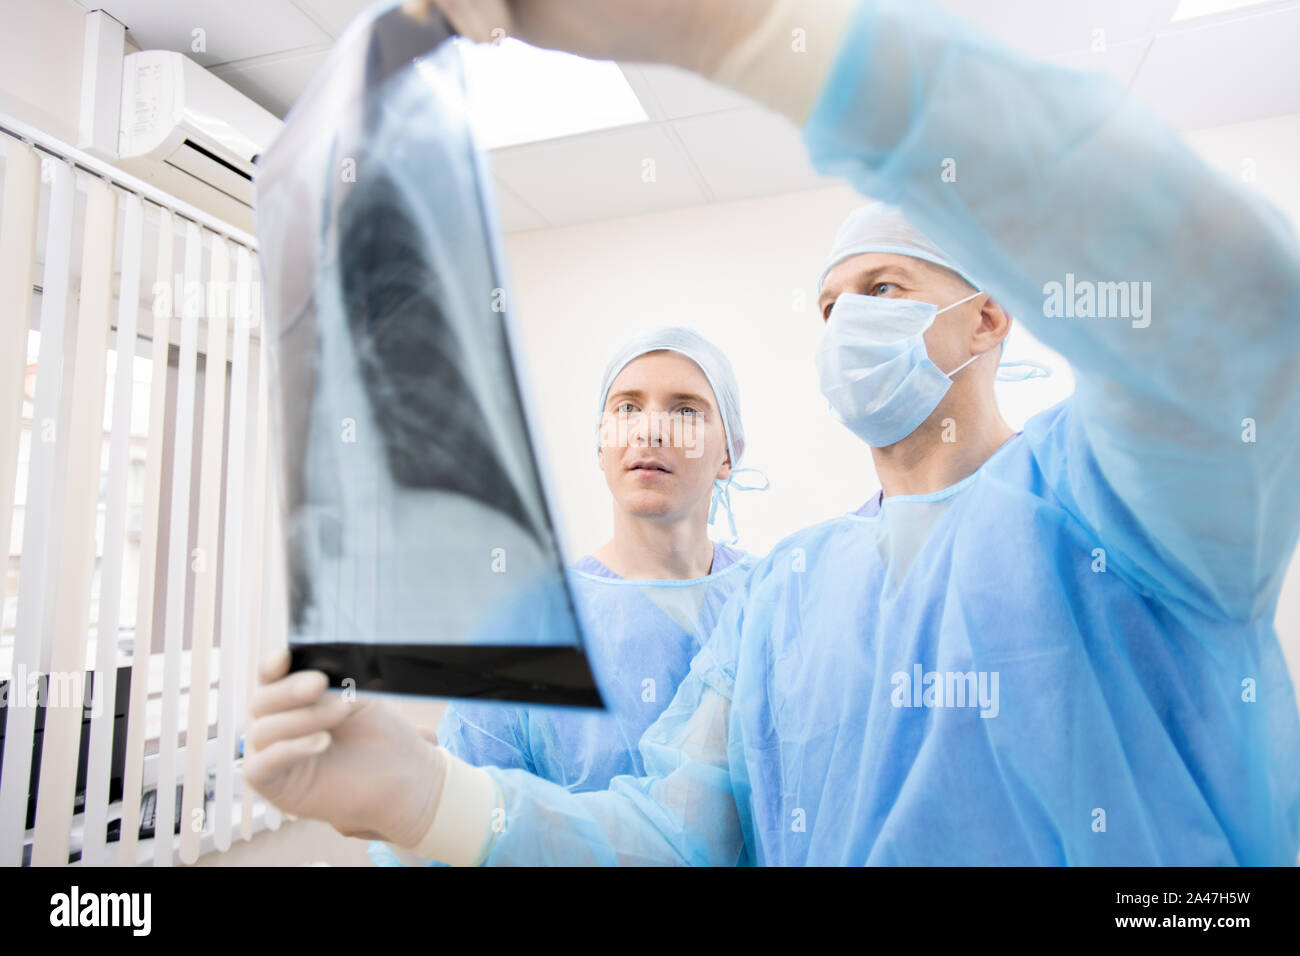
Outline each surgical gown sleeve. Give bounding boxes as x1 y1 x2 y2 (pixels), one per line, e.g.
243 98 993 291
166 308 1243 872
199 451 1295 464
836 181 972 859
436 702 533 773
475 596 750 866
802 0 1300 621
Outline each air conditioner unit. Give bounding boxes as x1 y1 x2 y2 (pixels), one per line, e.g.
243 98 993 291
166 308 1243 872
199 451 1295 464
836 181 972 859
117 50 283 233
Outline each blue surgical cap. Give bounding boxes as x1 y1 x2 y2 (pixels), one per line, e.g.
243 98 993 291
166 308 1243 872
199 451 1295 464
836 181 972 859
818 201 980 292
595 326 744 468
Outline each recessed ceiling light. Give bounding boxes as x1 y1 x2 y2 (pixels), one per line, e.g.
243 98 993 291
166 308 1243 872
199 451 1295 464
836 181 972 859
1171 0 1279 22
453 38 648 149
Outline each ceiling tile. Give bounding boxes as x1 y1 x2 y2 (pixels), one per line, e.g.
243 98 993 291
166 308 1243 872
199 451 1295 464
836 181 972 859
490 124 707 226
210 47 330 119
616 65 668 122
85 0 330 68
1131 4 1300 128
1045 37 1151 87
629 63 757 119
489 176 549 233
670 108 830 202
289 0 374 37
939 0 1180 56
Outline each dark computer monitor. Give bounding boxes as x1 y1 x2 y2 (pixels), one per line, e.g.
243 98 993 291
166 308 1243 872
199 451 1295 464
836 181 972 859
0 665 131 829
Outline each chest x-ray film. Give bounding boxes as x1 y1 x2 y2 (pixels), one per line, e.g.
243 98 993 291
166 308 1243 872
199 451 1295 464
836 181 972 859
253 1 601 706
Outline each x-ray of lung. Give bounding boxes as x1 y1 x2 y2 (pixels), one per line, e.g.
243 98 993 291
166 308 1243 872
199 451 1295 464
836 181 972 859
253 0 601 706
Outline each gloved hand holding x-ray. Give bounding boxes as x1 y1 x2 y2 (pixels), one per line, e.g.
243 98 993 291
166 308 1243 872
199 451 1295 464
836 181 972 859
253 0 600 706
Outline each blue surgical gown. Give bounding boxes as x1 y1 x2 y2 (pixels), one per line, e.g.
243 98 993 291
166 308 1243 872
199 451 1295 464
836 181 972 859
468 0 1300 866
367 543 753 865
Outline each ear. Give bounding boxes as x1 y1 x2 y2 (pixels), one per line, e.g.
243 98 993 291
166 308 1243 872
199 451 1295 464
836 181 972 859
973 296 1013 354
716 434 740 482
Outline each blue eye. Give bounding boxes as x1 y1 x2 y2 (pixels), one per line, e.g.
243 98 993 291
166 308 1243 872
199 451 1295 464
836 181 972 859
871 282 899 296
679 406 698 417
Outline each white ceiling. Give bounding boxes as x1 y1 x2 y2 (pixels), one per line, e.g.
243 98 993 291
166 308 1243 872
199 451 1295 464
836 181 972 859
74 0 1300 232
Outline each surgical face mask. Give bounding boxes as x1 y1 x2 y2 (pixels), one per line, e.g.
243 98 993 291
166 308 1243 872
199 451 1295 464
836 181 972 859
815 290 1049 448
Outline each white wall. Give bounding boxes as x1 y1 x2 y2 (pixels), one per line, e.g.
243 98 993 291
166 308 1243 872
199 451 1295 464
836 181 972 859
0 0 86 144
504 184 1079 559
0 0 143 145
502 113 1300 693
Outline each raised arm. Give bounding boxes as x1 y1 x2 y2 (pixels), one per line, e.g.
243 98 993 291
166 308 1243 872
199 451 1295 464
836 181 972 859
772 0 1300 620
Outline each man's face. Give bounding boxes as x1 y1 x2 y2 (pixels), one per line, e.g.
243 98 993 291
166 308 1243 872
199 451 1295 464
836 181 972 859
817 252 984 376
597 351 731 523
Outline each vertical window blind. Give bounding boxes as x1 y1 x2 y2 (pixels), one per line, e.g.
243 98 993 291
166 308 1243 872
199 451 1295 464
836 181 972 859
0 112 288 867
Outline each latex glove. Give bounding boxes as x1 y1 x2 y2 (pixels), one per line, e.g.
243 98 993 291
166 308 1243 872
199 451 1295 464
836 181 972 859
401 0 774 75
243 649 444 847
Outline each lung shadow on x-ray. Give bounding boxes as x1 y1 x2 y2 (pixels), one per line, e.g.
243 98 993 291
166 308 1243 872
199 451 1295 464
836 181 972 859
334 168 537 536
